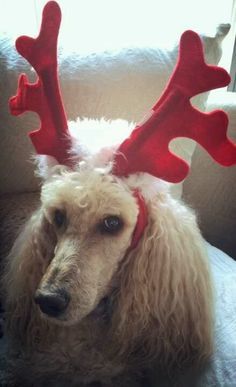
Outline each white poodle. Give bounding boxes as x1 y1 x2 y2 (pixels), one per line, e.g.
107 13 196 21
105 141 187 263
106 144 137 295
2 127 213 386
2 2 236 384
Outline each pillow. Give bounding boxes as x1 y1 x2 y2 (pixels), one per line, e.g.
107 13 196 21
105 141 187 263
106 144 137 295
195 243 236 386
183 91 236 257
0 24 230 195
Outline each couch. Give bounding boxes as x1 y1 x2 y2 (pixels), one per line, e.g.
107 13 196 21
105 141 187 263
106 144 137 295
0 23 236 386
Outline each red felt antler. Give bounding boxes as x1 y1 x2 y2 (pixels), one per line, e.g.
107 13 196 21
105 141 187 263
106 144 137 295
9 1 72 165
112 30 236 183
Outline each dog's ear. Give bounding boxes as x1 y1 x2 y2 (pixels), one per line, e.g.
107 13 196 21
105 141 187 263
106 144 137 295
2 208 56 344
115 193 213 368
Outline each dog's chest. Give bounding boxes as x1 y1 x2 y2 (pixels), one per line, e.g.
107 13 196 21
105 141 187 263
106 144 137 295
36 319 125 384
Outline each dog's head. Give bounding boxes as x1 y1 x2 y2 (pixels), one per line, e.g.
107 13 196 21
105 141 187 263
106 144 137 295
34 167 139 325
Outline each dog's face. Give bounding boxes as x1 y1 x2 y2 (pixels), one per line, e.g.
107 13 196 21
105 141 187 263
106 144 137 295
34 168 138 325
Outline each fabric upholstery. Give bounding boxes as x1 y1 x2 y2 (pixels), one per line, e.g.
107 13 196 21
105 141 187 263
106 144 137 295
183 91 236 258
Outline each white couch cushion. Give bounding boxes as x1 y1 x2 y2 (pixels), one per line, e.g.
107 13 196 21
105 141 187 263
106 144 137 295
196 242 236 386
183 91 236 257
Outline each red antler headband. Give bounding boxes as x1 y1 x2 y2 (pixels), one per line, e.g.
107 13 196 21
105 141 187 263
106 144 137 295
9 1 72 166
9 1 236 251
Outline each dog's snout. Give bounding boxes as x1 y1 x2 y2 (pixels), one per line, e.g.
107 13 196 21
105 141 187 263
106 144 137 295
34 289 70 318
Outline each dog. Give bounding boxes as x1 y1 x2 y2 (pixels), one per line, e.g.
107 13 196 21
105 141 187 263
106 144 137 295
2 7 220 383
2 143 213 386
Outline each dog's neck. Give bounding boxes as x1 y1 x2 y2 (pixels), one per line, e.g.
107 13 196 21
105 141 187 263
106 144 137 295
89 295 115 324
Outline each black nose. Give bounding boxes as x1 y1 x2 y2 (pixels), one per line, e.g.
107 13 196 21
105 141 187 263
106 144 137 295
34 289 70 317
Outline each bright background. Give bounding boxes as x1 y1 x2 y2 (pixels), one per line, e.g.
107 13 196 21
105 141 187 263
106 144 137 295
0 0 235 71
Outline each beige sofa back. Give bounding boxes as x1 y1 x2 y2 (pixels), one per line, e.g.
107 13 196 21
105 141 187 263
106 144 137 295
183 92 236 258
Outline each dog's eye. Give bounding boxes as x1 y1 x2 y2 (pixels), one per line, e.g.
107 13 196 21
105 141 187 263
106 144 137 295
54 209 66 228
100 216 123 234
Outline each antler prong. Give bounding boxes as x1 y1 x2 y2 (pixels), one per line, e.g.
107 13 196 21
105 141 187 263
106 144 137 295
9 1 72 166
112 30 236 182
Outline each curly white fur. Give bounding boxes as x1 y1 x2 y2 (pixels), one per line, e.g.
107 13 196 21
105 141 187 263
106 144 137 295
2 157 213 386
